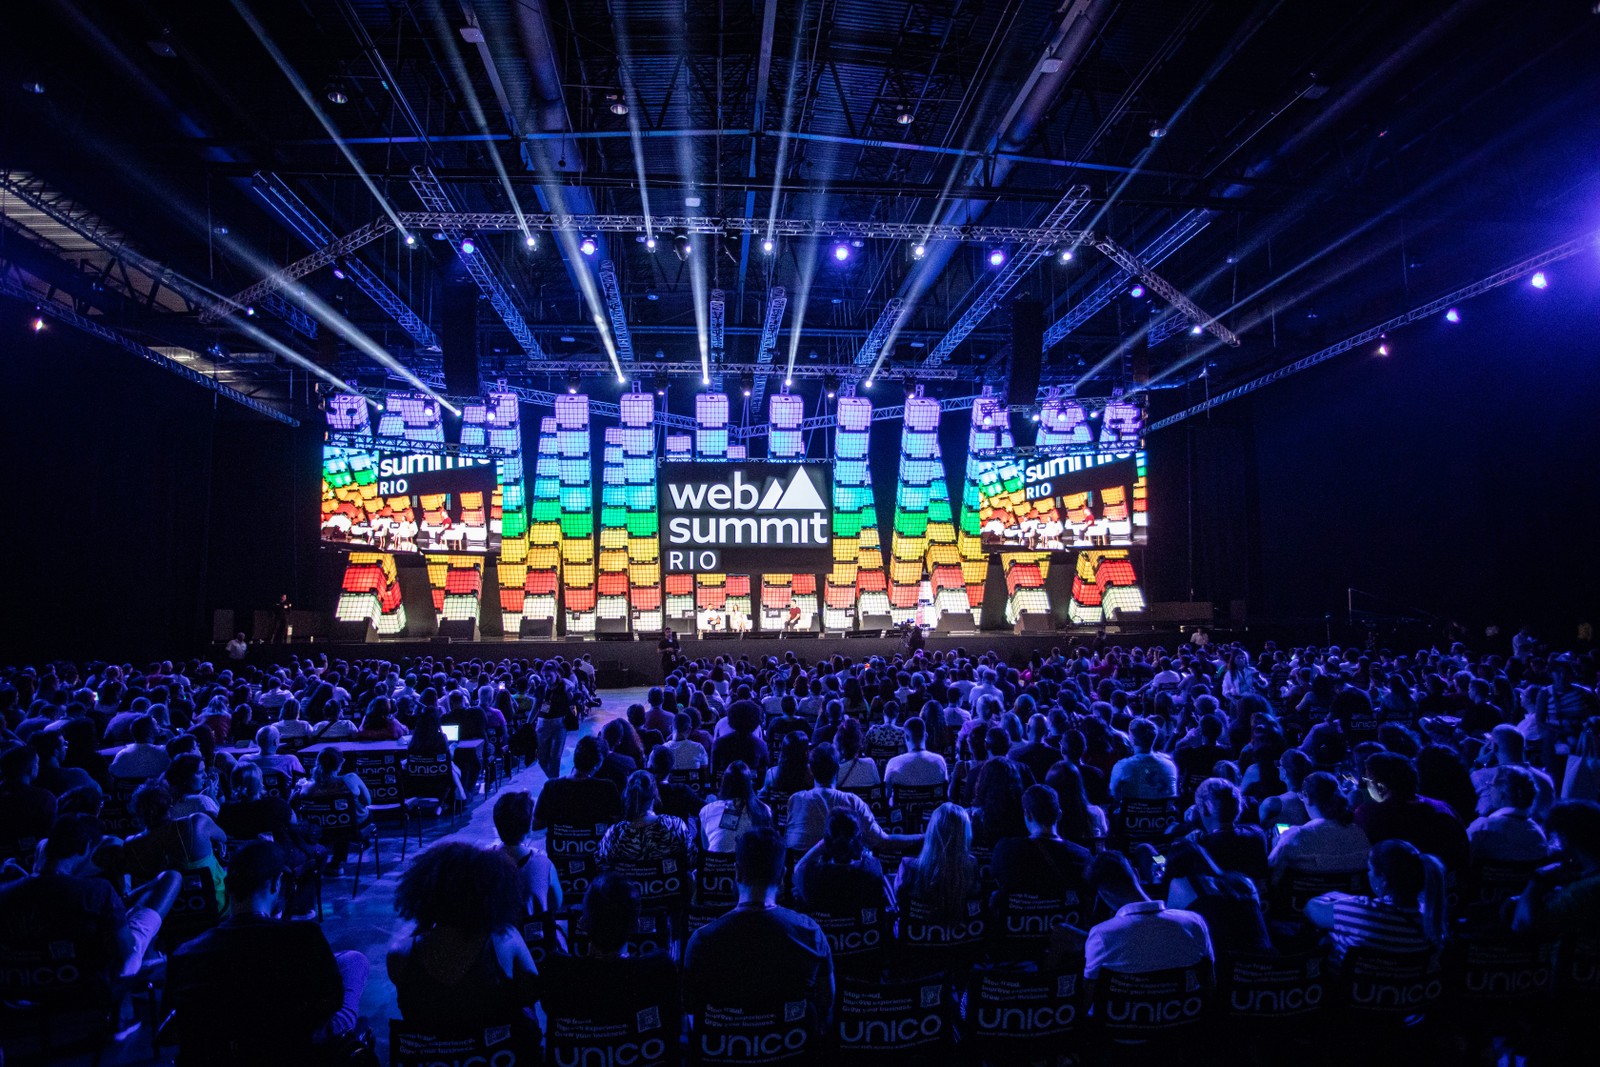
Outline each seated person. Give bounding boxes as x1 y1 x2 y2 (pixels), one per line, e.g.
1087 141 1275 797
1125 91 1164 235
699 762 774 854
1467 765 1549 865
1083 850 1214 984
884 717 949 788
1306 839 1446 963
1269 771 1371 882
165 753 221 819
1109 718 1178 800
0 814 179 981
294 748 373 871
533 737 622 833
596 771 699 869
684 828 835 1028
1353 752 1468 873
110 714 171 780
387 842 540 1041
647 746 703 820
1187 778 1270 886
0 744 57 852
541 873 680 1045
28 730 99 798
166 842 368 1061
992 784 1093 899
1513 799 1600 938
242 725 307 780
793 809 892 915
1165 840 1272 958
218 762 296 841
491 790 562 917
119 779 229 915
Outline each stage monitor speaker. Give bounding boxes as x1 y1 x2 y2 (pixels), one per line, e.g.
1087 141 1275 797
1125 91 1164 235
596 615 629 635
858 614 892 631
1013 613 1055 635
936 612 968 633
331 619 378 643
520 617 556 639
1006 299 1043 408
212 609 235 643
441 280 480 397
438 617 479 641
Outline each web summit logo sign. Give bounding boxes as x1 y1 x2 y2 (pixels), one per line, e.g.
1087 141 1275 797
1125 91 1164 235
661 463 832 573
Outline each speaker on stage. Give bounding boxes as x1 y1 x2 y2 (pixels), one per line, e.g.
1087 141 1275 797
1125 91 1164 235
438 618 479 641
596 615 629 636
331 619 378 643
1006 299 1043 408
441 277 480 397
936 612 968 633
520 617 556 639
859 613 892 632
1013 613 1054 635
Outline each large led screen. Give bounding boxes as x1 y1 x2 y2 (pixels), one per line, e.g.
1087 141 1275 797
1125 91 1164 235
976 451 1147 552
321 446 500 554
659 462 833 573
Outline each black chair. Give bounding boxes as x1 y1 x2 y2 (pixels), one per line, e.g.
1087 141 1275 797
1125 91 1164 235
293 794 380 897
258 768 292 799
832 974 952 1065
1555 933 1600 998
689 998 815 1066
761 787 793 831
604 853 694 953
991 889 1086 960
1219 949 1330 1025
1269 867 1367 921
1338 947 1444 1027
1093 964 1210 1047
696 849 739 909
803 905 895 978
567 906 676 959
546 986 679 1067
389 1019 534 1067
1108 798 1179 850
958 960 1085 1063
1465 858 1541 908
547 822 607 898
0 937 158 1065
896 896 989 973
1446 934 1553 1010
399 750 461 857
838 782 889 825
157 865 226 951
886 782 944 835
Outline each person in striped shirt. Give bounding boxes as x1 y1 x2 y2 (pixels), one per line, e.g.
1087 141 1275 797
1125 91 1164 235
1305 839 1446 963
1537 656 1598 769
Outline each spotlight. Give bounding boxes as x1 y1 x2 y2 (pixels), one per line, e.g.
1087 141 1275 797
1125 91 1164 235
896 108 913 126
701 375 711 387
1190 324 1203 336
761 238 775 255
22 81 44 94
833 243 851 262
646 289 660 301
1058 248 1074 263
863 378 874 390
1149 122 1167 138
244 306 256 317
404 233 417 247
1376 343 1390 357
645 236 657 252
609 99 629 116
1444 308 1460 323
673 233 692 261
460 238 476 255
1129 284 1145 298
579 235 597 256
331 266 347 281
988 248 1006 267
824 374 837 400
785 376 793 387
326 88 349 105
911 243 926 260
31 317 45 332
654 374 668 396
432 231 448 241
567 374 580 395
1530 271 1548 289
1032 412 1041 422
740 374 753 398
525 234 537 249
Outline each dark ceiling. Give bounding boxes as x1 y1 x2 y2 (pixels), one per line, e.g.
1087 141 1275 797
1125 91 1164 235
3 0 1598 417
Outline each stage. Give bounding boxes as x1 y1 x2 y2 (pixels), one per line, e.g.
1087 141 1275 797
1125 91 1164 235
234 627 1201 683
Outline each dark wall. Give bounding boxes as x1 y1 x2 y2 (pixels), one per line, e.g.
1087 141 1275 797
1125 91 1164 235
3 297 315 659
1239 272 1600 630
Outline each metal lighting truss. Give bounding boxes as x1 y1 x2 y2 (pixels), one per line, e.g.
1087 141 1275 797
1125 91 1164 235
924 186 1092 369
1090 235 1239 346
599 260 633 363
1145 310 1196 348
395 211 1098 244
250 172 433 347
1043 208 1213 350
360 379 699 433
409 168 544 359
0 170 319 340
200 219 396 323
2 276 296 425
507 359 957 380
710 289 727 357
748 287 786 407
727 390 1125 441
1146 229 1600 432
853 298 904 366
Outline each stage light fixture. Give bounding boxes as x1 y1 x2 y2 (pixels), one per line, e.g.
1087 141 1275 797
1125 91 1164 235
1129 284 1146 298
579 235 597 256
244 306 256 317
609 99 629 116
1149 122 1167 138
896 108 913 125
825 375 837 400
326 88 349 105
833 243 851 262
1445 308 1460 323
911 243 926 259
22 82 44 94
784 376 793 387
741 374 753 398
1190 324 1203 335
1058 248 1074 263
403 233 417 247
654 374 668 396
460 238 476 255
31 317 45 332
1376 343 1390 356
567 374 580 394
988 248 1006 267
1032 412 1041 422
525 234 537 249
1530 271 1548 289
673 234 692 261
761 238 775 255
645 236 657 252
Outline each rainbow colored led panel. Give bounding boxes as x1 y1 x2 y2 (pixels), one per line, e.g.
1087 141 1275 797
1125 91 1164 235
598 392 662 632
955 395 1051 625
826 395 885 629
1068 549 1146 624
695 394 729 460
767 393 804 459
550 396 596 633
760 573 818 630
423 555 484 624
375 392 445 444
326 393 371 434
887 397 961 625
335 552 407 635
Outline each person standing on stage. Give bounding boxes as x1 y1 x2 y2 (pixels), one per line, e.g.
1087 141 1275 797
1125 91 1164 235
658 628 681 679
270 594 293 645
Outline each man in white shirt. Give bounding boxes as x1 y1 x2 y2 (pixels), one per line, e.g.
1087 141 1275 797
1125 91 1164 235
1467 765 1549 864
1109 719 1178 800
665 712 710 772
966 668 1002 712
884 718 948 788
109 715 171 779
1471 725 1555 818
784 744 922 854
225 634 248 661
273 699 313 740
1083 851 1213 981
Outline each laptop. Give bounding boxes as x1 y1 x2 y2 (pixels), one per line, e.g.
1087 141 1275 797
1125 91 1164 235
441 723 461 743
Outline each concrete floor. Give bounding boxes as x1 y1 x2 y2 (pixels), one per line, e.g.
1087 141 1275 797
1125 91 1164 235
16 686 645 1066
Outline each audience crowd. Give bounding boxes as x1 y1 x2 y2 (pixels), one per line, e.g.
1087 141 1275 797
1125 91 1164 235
3 632 1600 1063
